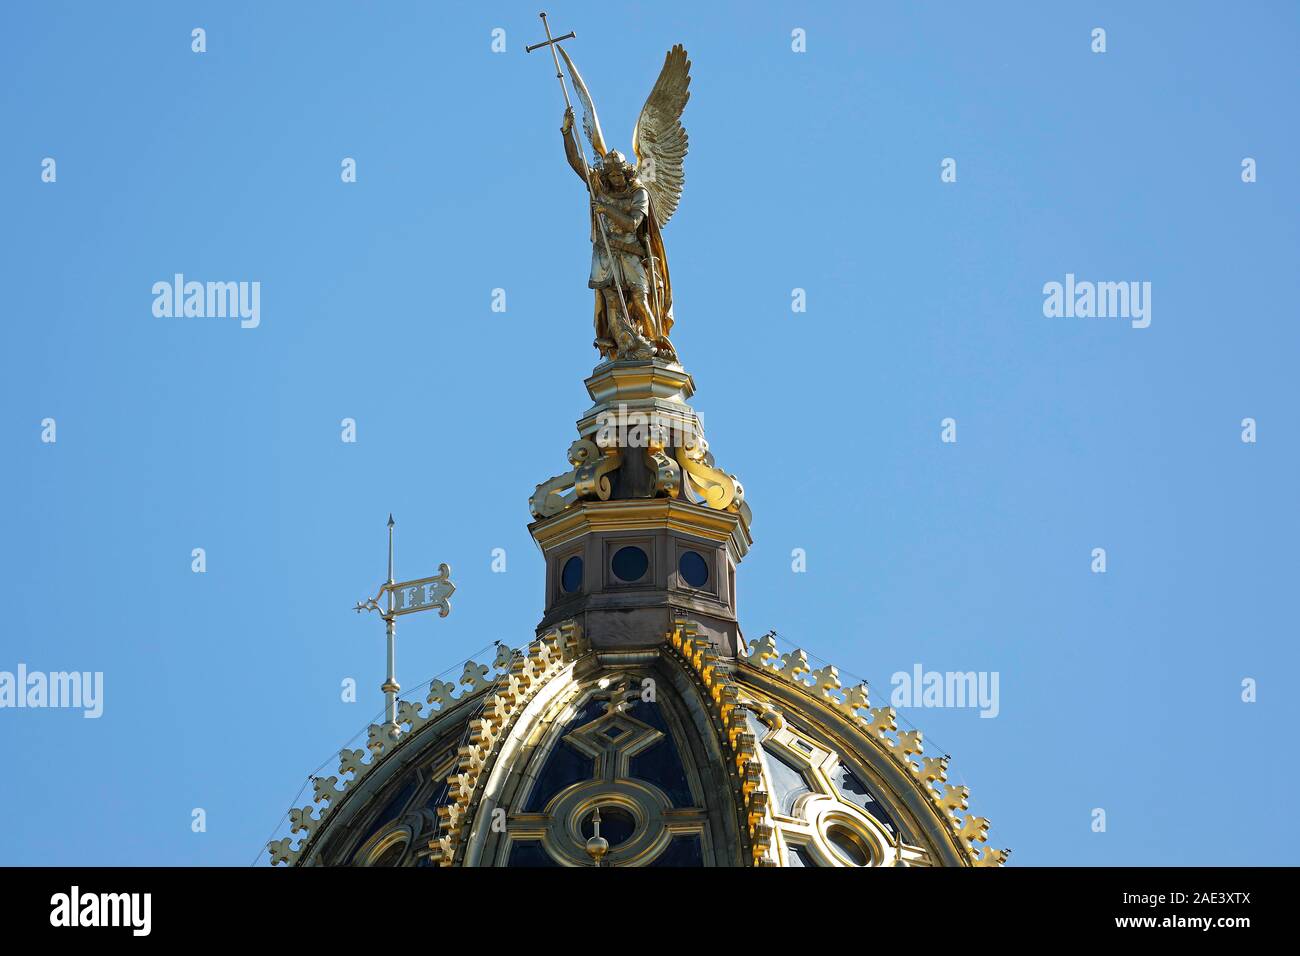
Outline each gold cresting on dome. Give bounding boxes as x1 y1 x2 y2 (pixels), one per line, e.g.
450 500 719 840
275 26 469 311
426 624 584 866
267 633 575 867
667 619 772 864
270 616 1008 867
738 633 1008 867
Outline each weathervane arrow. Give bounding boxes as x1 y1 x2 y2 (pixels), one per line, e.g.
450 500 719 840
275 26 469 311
355 565 455 619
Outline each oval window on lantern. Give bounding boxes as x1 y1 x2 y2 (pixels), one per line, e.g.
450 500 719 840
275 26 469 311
611 546 649 582
561 555 584 593
678 551 710 588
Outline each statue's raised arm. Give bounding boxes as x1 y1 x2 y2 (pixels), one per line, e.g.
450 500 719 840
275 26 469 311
561 109 587 181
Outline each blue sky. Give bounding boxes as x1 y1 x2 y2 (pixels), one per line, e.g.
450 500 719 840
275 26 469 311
1 0 1296 866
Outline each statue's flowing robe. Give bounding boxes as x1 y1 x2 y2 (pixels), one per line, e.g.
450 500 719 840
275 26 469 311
586 171 674 348
643 198 674 340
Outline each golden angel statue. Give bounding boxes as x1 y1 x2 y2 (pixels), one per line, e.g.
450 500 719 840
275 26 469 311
557 45 690 363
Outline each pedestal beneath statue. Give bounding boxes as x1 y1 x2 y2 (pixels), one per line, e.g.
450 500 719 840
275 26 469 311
528 359 751 657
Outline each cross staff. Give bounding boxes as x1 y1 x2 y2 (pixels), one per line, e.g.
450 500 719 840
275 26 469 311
527 11 634 334
354 515 456 740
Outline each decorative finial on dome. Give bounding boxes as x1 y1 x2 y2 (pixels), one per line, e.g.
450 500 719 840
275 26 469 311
585 807 610 866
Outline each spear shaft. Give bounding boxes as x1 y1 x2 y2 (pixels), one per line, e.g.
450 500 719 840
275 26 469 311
531 12 634 339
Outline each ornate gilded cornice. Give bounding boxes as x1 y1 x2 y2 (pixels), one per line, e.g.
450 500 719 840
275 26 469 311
529 496 752 559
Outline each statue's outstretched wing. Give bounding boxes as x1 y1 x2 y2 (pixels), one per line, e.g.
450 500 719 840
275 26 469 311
557 45 607 159
632 45 690 227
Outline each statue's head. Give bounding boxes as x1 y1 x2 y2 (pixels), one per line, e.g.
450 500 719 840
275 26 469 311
600 150 637 191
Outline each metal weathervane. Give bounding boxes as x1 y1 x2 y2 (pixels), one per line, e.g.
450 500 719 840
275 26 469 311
354 514 455 739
